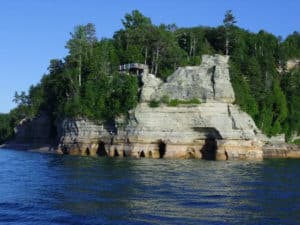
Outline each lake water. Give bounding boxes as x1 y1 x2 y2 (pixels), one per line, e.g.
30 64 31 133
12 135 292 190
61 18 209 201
0 148 299 225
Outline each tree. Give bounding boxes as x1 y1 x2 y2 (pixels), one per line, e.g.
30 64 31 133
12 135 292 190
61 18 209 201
223 10 236 55
0 114 13 143
65 23 97 87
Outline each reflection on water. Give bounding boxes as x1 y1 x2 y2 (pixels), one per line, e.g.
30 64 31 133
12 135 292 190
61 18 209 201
0 148 300 224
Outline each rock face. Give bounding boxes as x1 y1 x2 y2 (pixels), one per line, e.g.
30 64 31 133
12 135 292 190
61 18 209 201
2 112 54 151
57 118 112 156
121 55 263 160
150 55 235 103
8 54 271 160
124 103 263 160
14 112 52 142
263 144 300 158
287 59 300 70
18 55 265 159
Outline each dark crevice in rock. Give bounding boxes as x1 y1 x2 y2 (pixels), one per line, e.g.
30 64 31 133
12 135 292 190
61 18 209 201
97 141 107 156
62 146 69 155
114 149 119 157
200 138 217 160
86 147 90 155
192 127 222 139
227 104 237 129
225 150 229 160
139 151 145 158
158 140 166 158
210 66 216 98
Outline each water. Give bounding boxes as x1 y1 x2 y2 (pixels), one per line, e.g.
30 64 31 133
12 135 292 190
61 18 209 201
0 148 299 225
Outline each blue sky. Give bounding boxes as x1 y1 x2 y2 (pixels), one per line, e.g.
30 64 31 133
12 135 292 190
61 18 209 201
0 0 299 113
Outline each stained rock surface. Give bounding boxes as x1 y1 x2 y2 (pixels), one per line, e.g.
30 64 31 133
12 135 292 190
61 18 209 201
8 54 295 160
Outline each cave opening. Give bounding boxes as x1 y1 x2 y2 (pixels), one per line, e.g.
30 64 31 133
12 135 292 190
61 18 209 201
97 141 107 157
158 141 166 158
114 149 119 157
86 147 90 156
200 138 217 160
139 151 145 158
62 146 69 155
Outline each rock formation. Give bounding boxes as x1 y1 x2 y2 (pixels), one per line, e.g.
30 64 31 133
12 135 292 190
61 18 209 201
2 112 54 151
8 54 297 160
123 55 263 160
57 54 265 160
150 55 235 103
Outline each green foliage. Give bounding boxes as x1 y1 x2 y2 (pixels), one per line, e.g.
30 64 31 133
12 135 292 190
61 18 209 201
281 68 300 137
187 98 201 104
2 10 300 144
229 61 258 118
168 98 201 107
168 99 180 107
293 139 300 145
282 32 300 59
161 95 170 104
149 97 201 107
149 100 160 108
0 114 13 144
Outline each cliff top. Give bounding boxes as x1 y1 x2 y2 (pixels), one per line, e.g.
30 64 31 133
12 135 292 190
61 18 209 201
141 54 235 103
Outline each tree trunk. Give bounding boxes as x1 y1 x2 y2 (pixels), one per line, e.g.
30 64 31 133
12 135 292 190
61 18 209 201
225 37 229 56
193 37 196 57
78 54 82 87
150 53 155 74
154 47 160 76
144 47 148 65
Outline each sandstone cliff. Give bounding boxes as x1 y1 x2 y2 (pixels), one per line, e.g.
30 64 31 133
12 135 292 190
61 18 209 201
2 112 54 151
56 54 265 160
7 54 297 160
149 55 235 103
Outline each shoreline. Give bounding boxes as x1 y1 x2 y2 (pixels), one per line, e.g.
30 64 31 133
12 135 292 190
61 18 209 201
1 142 300 160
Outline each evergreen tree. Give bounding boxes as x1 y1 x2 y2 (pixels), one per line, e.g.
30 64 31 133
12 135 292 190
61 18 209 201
223 10 236 55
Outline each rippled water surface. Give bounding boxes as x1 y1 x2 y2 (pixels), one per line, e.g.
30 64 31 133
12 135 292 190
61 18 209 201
0 148 300 225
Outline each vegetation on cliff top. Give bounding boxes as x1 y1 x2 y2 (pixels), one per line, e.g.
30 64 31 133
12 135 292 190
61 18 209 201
1 10 300 143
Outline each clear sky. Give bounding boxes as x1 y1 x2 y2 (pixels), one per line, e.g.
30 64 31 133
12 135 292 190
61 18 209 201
0 0 299 113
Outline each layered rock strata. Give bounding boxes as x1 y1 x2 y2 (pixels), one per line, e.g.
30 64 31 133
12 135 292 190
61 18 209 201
2 112 54 151
57 55 265 160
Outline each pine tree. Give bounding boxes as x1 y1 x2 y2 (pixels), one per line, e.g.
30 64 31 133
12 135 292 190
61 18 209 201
223 10 236 55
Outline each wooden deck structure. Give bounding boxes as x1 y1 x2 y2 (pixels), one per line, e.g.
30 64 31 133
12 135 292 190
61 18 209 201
119 63 149 76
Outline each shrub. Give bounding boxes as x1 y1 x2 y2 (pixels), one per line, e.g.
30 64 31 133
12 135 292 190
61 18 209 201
167 98 201 107
293 139 300 145
168 99 180 106
161 95 170 104
149 99 160 108
187 98 201 104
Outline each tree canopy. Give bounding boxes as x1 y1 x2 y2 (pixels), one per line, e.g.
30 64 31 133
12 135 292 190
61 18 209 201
1 10 300 144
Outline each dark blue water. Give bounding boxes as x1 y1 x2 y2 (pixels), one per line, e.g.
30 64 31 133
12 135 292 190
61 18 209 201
0 148 300 225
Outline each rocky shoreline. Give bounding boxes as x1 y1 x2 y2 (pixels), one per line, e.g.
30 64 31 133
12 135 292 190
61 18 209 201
2 54 300 160
2 141 300 160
